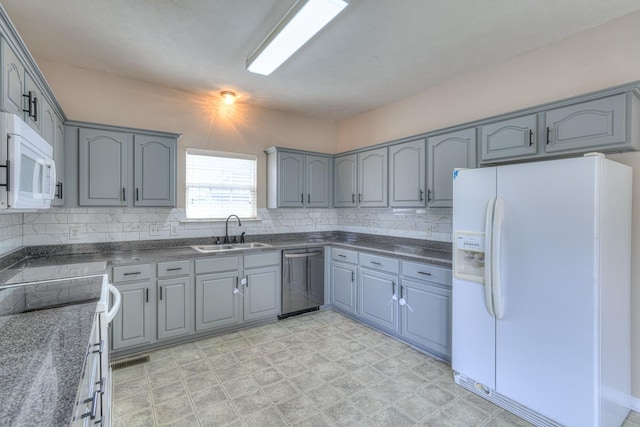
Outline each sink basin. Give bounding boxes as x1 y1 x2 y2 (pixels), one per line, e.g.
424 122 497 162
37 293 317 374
191 242 272 253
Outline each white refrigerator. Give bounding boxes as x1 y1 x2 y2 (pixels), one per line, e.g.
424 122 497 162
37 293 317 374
452 154 632 427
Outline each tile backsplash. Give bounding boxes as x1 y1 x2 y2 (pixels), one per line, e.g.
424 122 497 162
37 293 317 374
2 206 452 254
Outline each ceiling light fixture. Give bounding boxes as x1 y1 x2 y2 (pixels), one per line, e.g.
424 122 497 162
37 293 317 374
246 0 348 76
220 91 236 105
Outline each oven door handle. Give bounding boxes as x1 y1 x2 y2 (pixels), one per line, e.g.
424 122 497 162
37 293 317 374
283 251 323 259
106 284 121 323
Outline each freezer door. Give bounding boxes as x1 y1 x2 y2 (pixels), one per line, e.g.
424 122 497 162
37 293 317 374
495 157 598 426
452 167 497 389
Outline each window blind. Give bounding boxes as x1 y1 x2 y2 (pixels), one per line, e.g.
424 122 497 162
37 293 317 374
185 149 257 219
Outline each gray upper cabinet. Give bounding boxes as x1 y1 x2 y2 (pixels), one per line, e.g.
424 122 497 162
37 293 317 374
334 154 357 207
2 39 24 117
71 123 179 207
389 139 426 207
305 155 330 208
358 147 388 207
40 97 55 146
52 117 65 206
427 128 476 208
479 114 537 162
265 147 331 208
78 128 129 206
134 135 176 207
544 94 627 154
278 151 305 207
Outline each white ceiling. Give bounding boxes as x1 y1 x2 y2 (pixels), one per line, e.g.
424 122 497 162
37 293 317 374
3 0 640 122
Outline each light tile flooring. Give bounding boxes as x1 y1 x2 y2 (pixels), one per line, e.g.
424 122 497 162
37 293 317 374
112 310 640 427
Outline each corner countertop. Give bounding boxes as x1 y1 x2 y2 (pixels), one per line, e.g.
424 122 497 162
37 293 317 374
0 232 452 286
0 301 97 427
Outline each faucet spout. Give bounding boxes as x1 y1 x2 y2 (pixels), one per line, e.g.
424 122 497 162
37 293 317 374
224 215 242 243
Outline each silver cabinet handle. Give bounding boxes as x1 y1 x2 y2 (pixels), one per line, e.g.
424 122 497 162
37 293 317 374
166 267 182 271
338 254 346 258
427 189 432 202
307 194 310 204
159 286 163 300
351 271 355 282
351 194 355 203
81 390 100 419
546 127 551 145
301 193 304 203
123 272 141 276
529 129 534 147
392 281 395 295
419 189 424 202
358 193 362 203
370 261 382 266
418 271 432 276
91 340 104 354
400 285 404 299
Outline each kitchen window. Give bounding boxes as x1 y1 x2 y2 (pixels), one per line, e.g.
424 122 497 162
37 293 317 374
185 148 257 220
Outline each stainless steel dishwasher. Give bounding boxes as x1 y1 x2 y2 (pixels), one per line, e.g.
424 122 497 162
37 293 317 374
280 247 324 319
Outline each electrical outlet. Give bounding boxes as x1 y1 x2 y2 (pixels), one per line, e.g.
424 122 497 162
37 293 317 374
69 225 81 240
312 219 319 229
171 224 178 235
149 224 161 236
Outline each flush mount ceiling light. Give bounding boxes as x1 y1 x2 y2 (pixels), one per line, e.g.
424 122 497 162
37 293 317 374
220 91 236 105
246 0 349 76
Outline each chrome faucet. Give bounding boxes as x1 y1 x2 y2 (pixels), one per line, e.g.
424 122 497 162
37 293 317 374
224 215 242 243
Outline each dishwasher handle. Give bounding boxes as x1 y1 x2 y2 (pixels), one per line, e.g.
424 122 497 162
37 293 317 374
283 251 323 259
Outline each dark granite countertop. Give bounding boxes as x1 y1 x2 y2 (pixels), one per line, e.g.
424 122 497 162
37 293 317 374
0 301 96 427
0 232 451 285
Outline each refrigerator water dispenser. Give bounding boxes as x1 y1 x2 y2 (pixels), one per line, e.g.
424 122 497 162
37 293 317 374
454 231 485 283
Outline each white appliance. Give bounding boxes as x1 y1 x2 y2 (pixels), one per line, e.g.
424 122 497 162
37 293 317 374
0 112 56 209
452 154 632 427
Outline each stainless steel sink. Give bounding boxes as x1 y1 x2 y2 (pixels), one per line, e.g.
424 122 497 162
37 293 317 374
190 242 272 253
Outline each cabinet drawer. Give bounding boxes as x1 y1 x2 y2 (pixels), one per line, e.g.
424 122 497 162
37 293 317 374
332 247 358 264
157 260 190 277
401 261 451 286
112 264 151 283
359 253 398 274
195 256 240 275
244 251 281 269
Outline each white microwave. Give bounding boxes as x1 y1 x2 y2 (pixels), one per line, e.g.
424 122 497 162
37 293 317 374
0 112 56 210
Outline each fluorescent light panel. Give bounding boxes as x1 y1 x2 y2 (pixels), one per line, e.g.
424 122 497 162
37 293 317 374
247 0 348 75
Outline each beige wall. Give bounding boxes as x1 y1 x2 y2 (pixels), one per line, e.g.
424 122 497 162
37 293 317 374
337 10 640 400
337 10 640 151
37 59 338 209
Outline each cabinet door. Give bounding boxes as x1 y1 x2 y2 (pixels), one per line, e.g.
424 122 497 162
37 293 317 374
52 118 65 206
427 128 476 208
278 152 305 207
195 272 241 331
78 128 128 206
400 279 451 359
544 94 626 153
243 266 280 321
330 261 357 314
134 135 176 207
334 154 357 207
358 147 388 207
23 73 42 134
358 268 398 333
2 40 25 117
479 114 537 162
157 276 192 340
305 155 330 208
40 97 56 146
111 281 154 350
389 139 426 207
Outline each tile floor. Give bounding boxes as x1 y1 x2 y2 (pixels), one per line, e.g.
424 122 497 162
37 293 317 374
112 310 640 427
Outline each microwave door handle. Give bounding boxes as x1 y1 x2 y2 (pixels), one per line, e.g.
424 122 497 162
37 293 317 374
33 159 44 198
45 159 56 199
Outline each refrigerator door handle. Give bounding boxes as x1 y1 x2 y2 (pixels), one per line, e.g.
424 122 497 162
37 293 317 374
484 197 496 318
491 197 505 319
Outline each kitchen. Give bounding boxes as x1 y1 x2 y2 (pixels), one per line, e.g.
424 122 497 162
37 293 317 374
0 0 640 426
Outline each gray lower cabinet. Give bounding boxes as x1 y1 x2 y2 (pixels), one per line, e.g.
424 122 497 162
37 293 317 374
399 279 451 358
358 267 398 333
544 94 628 154
195 256 242 331
334 154 357 207
157 276 192 340
389 139 426 207
195 272 241 331
330 261 357 314
479 114 537 163
243 251 281 321
78 128 129 206
427 128 477 208
111 280 154 350
134 135 176 207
